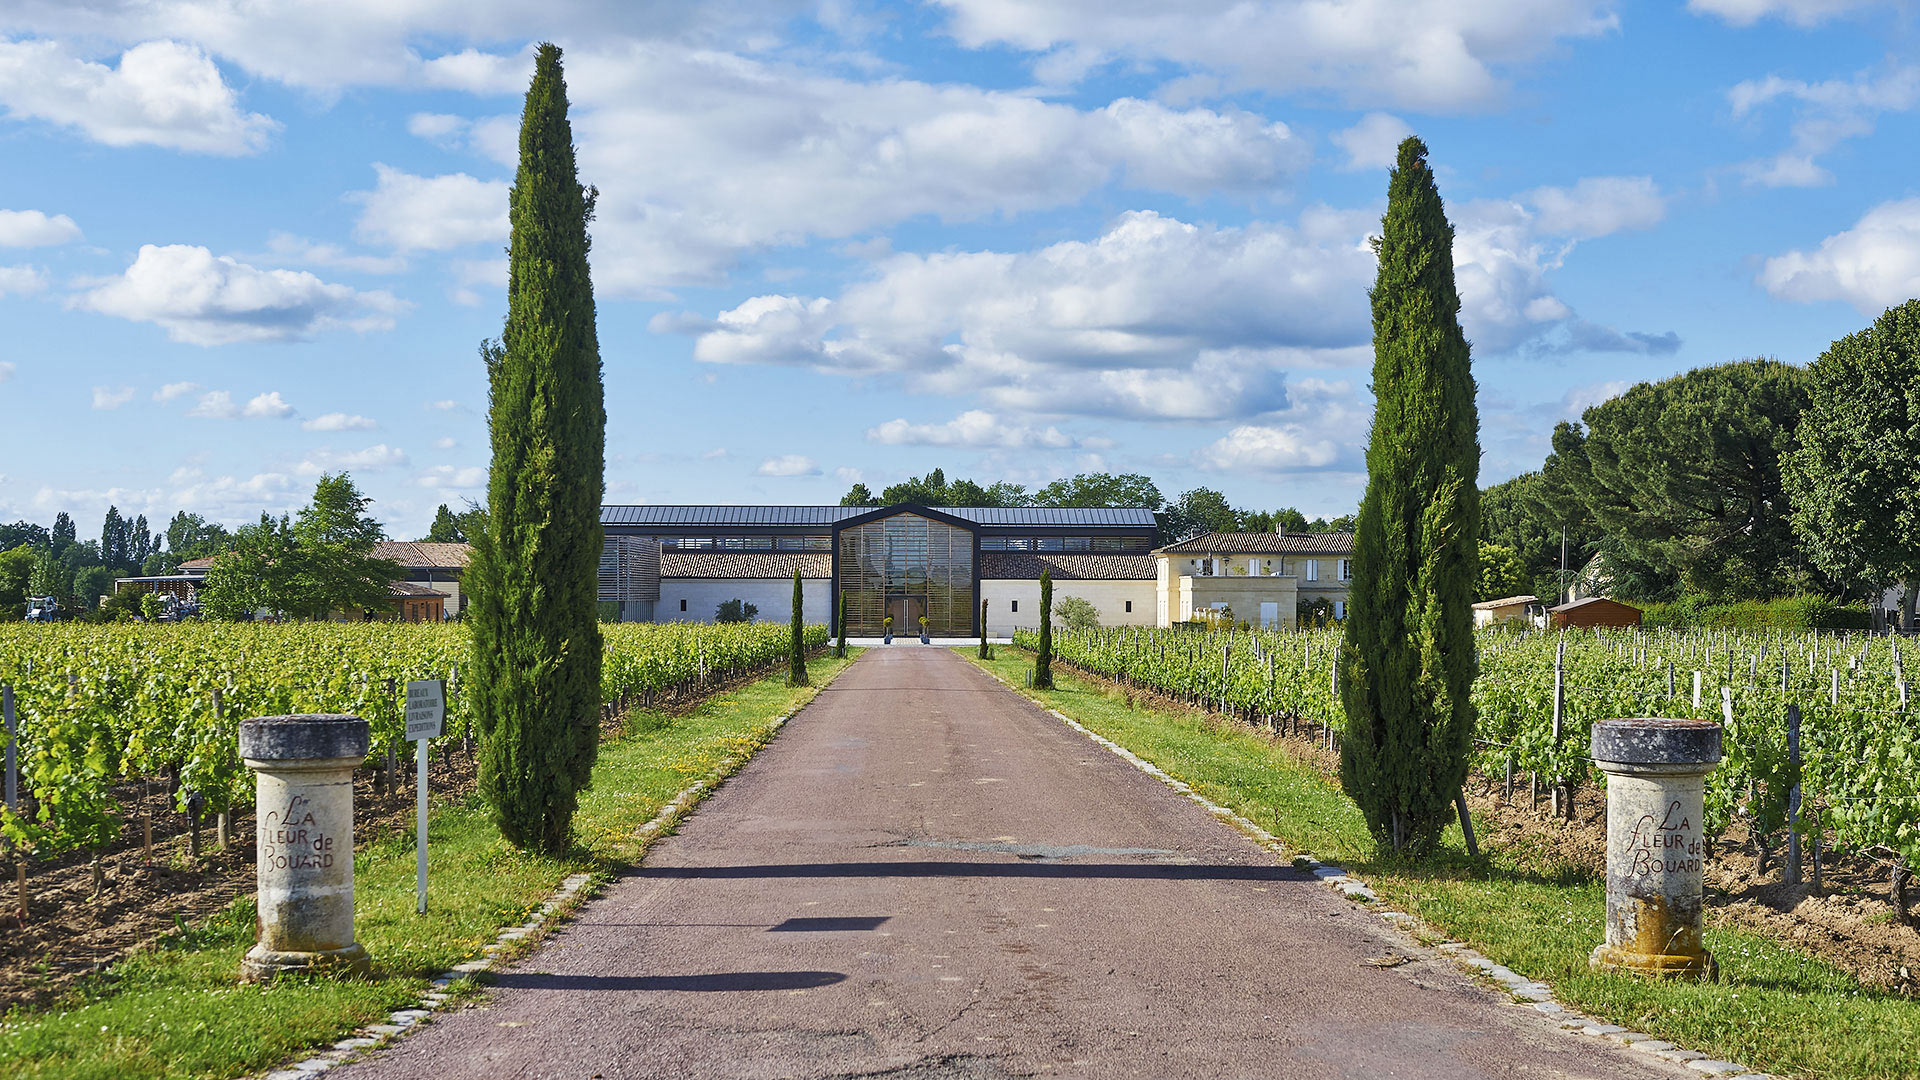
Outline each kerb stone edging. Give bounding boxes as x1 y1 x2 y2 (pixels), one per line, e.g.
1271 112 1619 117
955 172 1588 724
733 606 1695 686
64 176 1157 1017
243 712 798 1080
1033 703 1779 1080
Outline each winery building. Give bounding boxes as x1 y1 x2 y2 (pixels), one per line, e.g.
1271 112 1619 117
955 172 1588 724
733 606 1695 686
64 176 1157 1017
598 504 1353 634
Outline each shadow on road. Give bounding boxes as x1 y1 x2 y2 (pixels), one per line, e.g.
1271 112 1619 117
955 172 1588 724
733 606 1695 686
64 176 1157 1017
635 860 1311 881
489 971 849 992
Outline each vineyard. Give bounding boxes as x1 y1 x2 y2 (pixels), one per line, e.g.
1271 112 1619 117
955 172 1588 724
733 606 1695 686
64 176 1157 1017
1017 624 1920 914
0 620 827 868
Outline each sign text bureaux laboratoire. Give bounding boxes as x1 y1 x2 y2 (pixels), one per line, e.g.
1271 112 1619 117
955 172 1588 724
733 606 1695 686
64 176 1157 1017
405 679 446 741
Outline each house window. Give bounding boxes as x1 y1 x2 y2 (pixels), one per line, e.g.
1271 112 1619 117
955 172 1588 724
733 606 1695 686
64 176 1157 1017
1339 559 1353 580
1011 599 1018 612
1305 560 1318 582
679 598 687 612
1125 600 1133 613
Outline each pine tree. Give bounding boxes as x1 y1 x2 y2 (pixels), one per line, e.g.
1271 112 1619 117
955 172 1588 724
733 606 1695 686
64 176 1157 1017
1034 571 1054 689
425 504 466 543
469 43 606 853
1338 137 1481 854
789 570 810 686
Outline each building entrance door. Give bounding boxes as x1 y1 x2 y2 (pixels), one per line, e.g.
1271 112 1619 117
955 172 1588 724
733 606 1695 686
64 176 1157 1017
889 595 924 635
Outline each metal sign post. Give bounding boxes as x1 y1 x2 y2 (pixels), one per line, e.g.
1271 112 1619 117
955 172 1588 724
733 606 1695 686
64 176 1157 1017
404 679 447 914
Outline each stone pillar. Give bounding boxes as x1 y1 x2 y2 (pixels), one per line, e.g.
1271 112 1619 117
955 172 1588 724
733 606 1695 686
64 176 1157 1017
239 714 371 981
1589 718 1722 980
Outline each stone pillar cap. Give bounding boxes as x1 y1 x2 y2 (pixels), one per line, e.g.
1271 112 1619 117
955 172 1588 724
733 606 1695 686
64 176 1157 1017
1590 717 1722 768
239 714 371 763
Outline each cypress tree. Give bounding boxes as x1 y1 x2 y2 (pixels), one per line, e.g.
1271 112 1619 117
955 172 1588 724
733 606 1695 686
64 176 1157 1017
469 43 606 853
1338 137 1480 855
978 598 991 660
834 589 848 659
1034 571 1054 689
789 570 810 686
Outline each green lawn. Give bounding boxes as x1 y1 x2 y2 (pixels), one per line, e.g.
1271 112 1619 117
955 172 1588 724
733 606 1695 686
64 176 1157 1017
966 649 1920 1080
0 652 857 1080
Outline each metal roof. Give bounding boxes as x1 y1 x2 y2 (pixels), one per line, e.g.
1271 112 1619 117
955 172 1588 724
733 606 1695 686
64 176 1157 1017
601 505 1157 529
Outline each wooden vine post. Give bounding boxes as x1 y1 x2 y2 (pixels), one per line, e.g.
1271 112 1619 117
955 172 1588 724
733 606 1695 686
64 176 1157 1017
4 683 23 924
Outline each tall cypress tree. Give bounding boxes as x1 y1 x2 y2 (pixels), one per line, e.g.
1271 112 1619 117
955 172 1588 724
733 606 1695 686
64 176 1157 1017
1338 137 1480 854
789 570 809 686
834 589 848 659
1033 571 1054 689
470 43 606 853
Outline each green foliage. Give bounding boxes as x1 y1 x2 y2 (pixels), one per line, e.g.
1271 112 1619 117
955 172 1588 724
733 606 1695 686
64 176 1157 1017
1638 594 1871 630
0 543 37 619
1031 472 1163 510
424 503 467 543
470 43 607 854
1339 136 1480 854
1482 470 1589 603
27 546 66 600
1159 487 1239 543
1543 358 1819 601
788 570 809 686
978 597 991 659
200 476 403 620
165 511 230 561
715 598 758 623
1297 596 1337 627
1477 542 1530 601
835 589 848 658
1242 507 1355 534
1033 570 1054 689
139 591 163 620
1054 594 1100 633
1784 298 1920 620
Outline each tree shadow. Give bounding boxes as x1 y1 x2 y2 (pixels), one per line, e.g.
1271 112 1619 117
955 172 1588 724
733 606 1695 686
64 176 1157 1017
490 970 848 992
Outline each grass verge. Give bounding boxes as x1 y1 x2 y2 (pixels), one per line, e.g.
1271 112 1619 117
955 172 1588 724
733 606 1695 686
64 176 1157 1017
965 648 1920 1080
0 651 857 1080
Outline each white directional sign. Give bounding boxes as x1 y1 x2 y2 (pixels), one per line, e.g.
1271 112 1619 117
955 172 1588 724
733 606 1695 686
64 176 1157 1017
405 680 446 741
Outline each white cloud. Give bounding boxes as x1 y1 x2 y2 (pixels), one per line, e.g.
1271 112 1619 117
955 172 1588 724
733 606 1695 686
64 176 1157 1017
1522 176 1665 238
0 39 276 154
1193 379 1364 473
756 454 820 477
0 264 45 296
1758 198 1920 315
1728 64 1919 188
298 444 408 475
426 399 464 412
406 111 471 146
304 412 376 432
75 244 406 345
350 164 508 253
417 464 487 489
1688 0 1884 25
185 389 238 418
91 385 134 409
260 233 407 274
449 257 507 306
932 0 1620 110
833 466 863 483
867 410 1075 449
433 436 457 450
0 361 15 383
0 209 81 247
242 390 294 418
1331 113 1414 171
153 380 199 402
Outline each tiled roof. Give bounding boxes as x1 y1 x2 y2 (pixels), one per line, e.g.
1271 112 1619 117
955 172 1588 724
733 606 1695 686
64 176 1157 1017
387 580 445 598
661 552 832 579
373 541 472 569
177 556 218 571
1155 531 1355 555
1473 595 1539 609
977 553 1157 580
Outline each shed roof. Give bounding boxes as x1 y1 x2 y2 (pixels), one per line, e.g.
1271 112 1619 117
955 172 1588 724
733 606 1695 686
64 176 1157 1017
1473 594 1540 610
1155 531 1355 555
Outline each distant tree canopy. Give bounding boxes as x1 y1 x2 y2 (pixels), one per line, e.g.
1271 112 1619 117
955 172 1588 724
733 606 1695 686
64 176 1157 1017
202 473 401 620
1536 358 1820 602
424 503 468 543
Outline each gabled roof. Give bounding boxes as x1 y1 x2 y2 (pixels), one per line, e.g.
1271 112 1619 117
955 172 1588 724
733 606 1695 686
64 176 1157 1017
387 580 445 598
978 553 1156 581
1473 595 1540 610
661 552 832 579
373 541 472 569
1154 531 1355 555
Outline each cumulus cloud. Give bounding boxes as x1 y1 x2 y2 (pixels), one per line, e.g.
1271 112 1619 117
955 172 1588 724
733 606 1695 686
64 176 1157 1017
91 385 134 409
298 444 408 474
1758 198 1920 315
1192 378 1365 473
260 233 407 274
1728 63 1919 187
153 380 199 402
1331 113 1414 171
0 209 81 247
756 454 820 477
932 0 1619 110
0 264 45 296
175 387 293 419
1522 176 1666 238
406 111 470 146
350 164 508 253
1688 0 1884 24
0 38 276 154
75 244 406 345
867 410 1075 449
303 412 376 432
417 465 486 489
184 389 238 418
242 390 293 418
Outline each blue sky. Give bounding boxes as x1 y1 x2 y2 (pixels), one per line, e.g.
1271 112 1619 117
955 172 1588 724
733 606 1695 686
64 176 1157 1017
1 0 1916 541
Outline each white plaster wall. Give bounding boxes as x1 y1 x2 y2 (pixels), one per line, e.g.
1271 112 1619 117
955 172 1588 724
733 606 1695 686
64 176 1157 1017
979 579 1156 633
656 578 832 625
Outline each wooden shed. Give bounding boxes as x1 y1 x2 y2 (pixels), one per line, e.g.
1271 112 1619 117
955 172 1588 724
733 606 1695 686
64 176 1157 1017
1548 596 1641 629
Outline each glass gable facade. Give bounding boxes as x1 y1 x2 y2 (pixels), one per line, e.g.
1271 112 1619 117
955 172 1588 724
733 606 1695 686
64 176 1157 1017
836 511 974 636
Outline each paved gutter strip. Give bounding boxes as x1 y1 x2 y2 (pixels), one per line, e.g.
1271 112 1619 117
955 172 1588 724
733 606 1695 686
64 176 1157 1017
1028 699 1779 1080
243 714 795 1080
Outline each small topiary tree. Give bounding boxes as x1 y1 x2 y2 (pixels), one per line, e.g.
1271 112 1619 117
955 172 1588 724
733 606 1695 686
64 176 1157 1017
1034 570 1054 689
715 598 758 623
1056 595 1100 633
978 598 992 659
788 570 809 686
835 589 848 658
